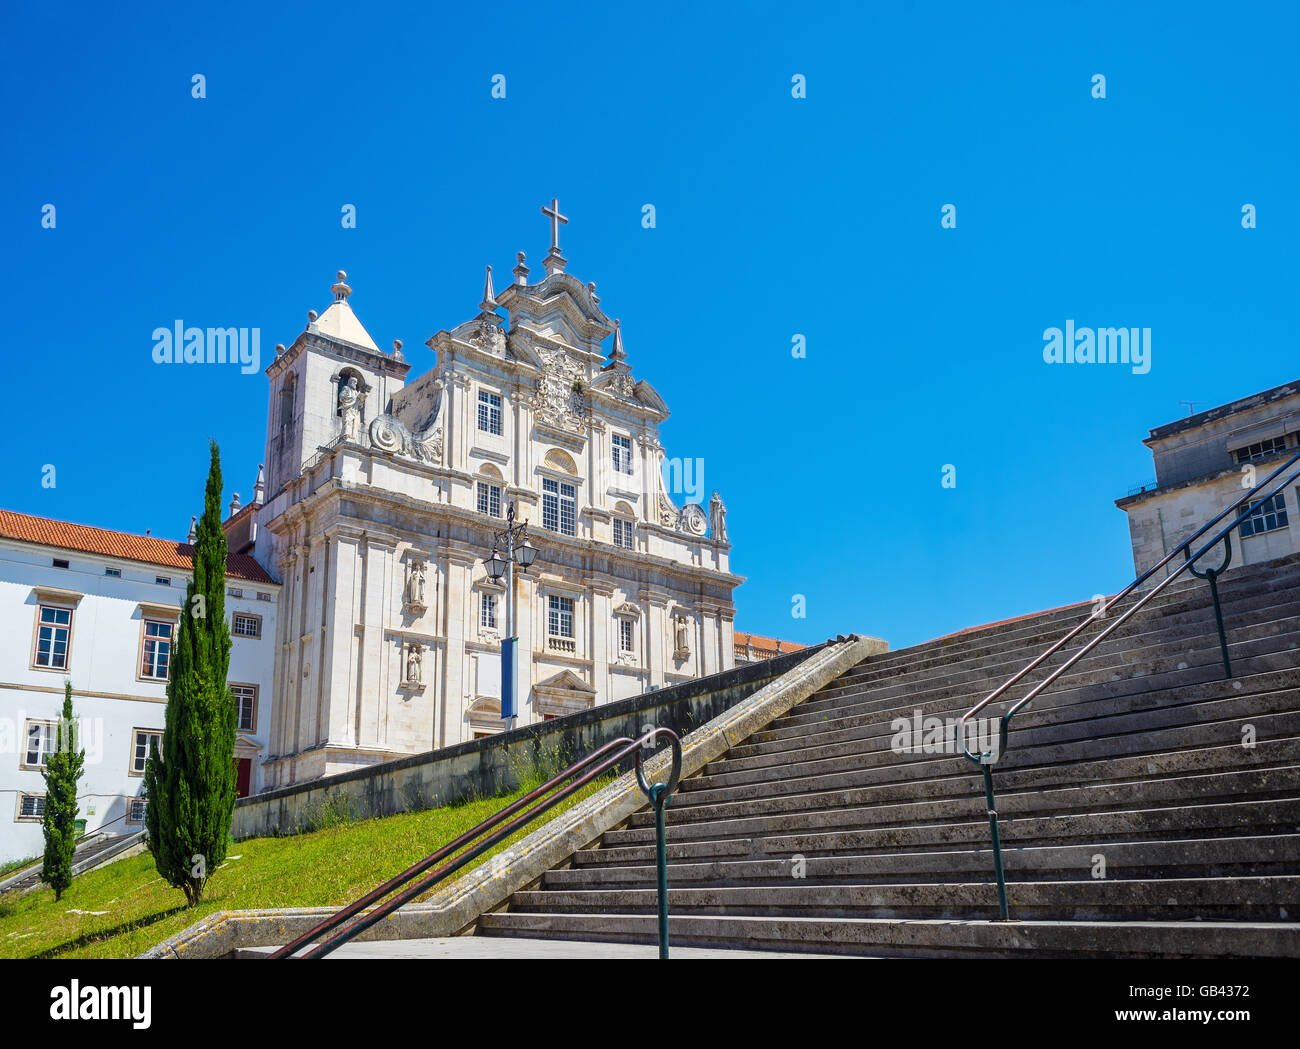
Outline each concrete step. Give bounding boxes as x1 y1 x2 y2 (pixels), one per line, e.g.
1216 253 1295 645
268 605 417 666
673 728 1300 815
550 833 1300 888
505 875 1300 921
605 769 1300 851
791 607 1300 725
821 584 1300 707
727 666 1300 768
475 912 1300 958
693 693 1300 791
630 741 1300 830
600 797 1300 861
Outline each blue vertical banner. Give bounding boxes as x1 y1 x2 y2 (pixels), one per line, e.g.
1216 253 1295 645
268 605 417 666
500 637 517 719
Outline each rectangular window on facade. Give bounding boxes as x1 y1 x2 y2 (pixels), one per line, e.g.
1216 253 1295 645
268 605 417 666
33 604 73 669
1233 436 1290 464
126 797 147 824
477 481 502 517
612 434 634 475
480 592 498 629
613 518 634 550
140 619 173 679
542 477 577 536
619 618 634 654
105 567 121 578
18 793 46 820
1240 492 1290 538
477 390 504 435
257 591 273 602
131 729 163 775
232 613 262 639
231 683 258 732
52 558 69 569
228 587 244 599
23 721 57 768
155 576 171 587
548 595 575 638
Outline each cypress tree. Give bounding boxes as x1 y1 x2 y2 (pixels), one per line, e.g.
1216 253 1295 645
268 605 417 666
143 440 236 906
40 680 84 901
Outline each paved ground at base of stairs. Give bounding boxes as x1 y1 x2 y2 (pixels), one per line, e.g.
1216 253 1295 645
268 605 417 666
240 936 850 959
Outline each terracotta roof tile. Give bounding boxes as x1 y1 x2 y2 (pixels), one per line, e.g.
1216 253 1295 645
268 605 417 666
734 631 806 654
0 509 275 584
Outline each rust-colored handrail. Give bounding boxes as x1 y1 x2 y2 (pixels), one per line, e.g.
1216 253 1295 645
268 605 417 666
954 448 1300 919
270 729 679 959
958 447 1300 765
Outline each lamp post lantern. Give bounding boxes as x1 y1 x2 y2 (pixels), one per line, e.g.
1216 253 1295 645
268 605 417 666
483 501 537 727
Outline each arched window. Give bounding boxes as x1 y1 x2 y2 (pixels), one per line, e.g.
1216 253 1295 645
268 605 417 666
279 373 296 428
612 501 635 550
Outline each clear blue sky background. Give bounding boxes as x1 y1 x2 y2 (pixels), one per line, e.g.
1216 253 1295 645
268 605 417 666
3 1 1296 649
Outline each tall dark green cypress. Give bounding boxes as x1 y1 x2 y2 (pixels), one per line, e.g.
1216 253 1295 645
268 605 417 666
143 440 236 905
40 680 84 901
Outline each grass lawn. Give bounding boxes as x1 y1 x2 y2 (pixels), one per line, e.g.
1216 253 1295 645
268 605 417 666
0 771 611 960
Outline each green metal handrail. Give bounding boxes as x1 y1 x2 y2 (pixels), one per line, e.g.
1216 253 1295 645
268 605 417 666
957 448 1300 919
635 728 682 958
270 729 682 959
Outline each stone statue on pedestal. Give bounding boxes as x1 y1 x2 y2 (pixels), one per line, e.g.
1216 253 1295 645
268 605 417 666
339 377 361 441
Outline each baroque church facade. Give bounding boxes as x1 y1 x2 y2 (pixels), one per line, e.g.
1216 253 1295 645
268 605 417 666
254 209 743 787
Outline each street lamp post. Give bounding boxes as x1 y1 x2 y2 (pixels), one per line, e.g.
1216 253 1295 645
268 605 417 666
482 501 537 729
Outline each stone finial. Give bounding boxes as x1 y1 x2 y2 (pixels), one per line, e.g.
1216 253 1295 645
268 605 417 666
253 464 265 504
587 281 599 305
513 251 529 286
187 515 197 543
307 309 319 324
392 338 405 362
480 265 497 313
609 319 627 362
331 270 351 302
275 342 286 356
229 492 241 516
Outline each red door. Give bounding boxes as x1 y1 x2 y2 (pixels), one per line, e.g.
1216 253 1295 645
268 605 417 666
235 758 252 798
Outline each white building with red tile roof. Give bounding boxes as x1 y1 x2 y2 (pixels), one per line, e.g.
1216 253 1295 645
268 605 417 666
0 508 279 863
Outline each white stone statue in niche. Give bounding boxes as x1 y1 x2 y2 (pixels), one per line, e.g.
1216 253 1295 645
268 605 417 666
673 613 691 659
404 642 423 686
339 377 362 441
404 559 427 613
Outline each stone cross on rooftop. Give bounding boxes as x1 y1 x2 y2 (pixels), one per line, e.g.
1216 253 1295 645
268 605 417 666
541 198 569 255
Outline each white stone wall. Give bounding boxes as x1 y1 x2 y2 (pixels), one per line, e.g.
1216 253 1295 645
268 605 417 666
0 539 278 863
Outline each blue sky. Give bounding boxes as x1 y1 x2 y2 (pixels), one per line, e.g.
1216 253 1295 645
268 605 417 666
3 1 1297 649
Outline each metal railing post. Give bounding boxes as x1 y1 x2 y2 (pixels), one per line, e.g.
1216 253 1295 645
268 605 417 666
1185 533 1235 679
636 728 682 960
981 763 1009 921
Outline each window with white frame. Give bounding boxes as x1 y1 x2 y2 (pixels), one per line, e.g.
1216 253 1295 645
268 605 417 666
542 477 577 536
231 683 257 732
232 612 262 639
17 793 45 820
477 480 503 517
613 517 634 550
140 619 174 679
477 390 504 436
1240 492 1289 538
24 721 57 768
548 595 575 638
480 592 498 630
619 618 635 654
131 729 163 775
612 433 634 475
33 604 73 669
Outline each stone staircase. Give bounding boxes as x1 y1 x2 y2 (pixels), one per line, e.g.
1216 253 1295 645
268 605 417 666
475 554 1300 957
